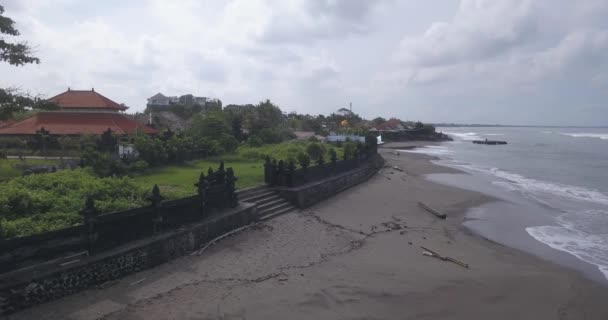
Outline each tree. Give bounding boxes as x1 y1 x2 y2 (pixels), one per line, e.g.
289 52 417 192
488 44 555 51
0 6 59 120
189 112 230 140
0 5 39 66
306 142 323 161
231 116 243 141
371 117 386 126
30 127 56 155
97 128 117 153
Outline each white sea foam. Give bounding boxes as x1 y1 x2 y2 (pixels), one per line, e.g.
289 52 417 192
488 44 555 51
559 133 608 140
449 160 608 279
527 219 608 280
484 133 505 136
447 163 608 206
443 132 483 141
399 146 452 156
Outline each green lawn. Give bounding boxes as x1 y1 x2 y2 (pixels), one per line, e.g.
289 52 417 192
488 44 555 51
132 159 265 198
0 159 62 181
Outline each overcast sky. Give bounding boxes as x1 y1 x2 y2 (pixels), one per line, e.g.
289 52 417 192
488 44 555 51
1 0 607 126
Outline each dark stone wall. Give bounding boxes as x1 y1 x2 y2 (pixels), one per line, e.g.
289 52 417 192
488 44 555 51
278 154 384 208
0 203 256 315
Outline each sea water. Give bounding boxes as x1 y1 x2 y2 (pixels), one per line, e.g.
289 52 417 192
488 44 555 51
403 127 608 281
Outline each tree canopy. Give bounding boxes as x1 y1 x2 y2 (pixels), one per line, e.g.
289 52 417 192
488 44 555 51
0 6 58 120
0 5 39 66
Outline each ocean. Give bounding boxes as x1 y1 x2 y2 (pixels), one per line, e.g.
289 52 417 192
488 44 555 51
402 127 608 283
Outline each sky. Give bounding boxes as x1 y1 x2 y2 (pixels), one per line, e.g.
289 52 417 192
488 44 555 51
1 0 607 126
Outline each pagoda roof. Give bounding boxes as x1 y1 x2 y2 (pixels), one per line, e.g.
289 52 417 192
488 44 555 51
47 89 128 111
0 112 157 135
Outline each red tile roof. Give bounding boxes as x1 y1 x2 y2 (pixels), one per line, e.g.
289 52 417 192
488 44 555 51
47 89 128 111
375 118 404 131
0 119 15 128
0 112 157 135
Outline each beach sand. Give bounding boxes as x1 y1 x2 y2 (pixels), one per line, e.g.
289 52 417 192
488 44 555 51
8 144 608 320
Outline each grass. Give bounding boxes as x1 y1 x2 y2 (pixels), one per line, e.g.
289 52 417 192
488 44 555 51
0 158 62 181
131 159 264 198
131 141 343 198
235 140 344 163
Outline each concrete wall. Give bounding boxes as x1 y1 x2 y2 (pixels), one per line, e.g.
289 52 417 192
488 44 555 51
0 203 256 315
277 155 384 208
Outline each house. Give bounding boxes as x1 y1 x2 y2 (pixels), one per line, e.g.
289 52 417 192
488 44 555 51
373 118 405 132
326 133 365 143
146 93 210 107
0 88 157 136
293 131 326 142
147 93 178 106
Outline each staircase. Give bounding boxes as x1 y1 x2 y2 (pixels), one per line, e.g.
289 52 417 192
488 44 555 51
238 186 297 221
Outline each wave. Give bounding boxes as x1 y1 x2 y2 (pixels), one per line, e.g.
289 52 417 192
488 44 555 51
484 133 505 136
443 132 483 141
399 146 452 156
446 163 608 206
527 220 608 280
559 133 608 140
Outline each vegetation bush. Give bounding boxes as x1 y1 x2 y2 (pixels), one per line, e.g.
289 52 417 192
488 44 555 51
237 141 341 164
306 142 324 161
343 142 356 160
0 169 149 238
296 152 311 169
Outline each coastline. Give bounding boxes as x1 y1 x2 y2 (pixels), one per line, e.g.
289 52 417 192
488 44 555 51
391 139 608 284
8 144 608 319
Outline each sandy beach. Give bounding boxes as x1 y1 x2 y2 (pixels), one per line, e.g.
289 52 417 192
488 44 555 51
8 143 608 320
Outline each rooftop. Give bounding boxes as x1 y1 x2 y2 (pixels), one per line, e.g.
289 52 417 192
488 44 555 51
0 112 156 135
48 89 127 111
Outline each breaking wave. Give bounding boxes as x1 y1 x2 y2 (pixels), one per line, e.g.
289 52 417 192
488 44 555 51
443 132 483 141
443 159 608 280
527 214 608 280
399 145 452 156
559 133 608 140
447 163 608 206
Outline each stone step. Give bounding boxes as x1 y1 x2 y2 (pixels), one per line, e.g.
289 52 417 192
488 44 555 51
255 194 282 206
258 201 293 217
240 190 277 203
237 185 269 198
259 205 297 221
258 198 290 212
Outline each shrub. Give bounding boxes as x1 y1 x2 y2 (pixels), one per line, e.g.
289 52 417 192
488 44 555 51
306 142 323 161
328 148 337 163
247 135 264 147
219 133 239 153
343 142 356 160
297 152 311 169
130 160 149 173
0 169 149 237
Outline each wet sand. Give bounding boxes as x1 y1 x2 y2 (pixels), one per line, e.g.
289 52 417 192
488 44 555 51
8 145 608 320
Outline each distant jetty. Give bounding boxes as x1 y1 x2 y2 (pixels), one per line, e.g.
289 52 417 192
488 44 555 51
472 140 507 145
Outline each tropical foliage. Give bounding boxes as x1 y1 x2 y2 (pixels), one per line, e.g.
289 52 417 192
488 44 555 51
0 169 149 238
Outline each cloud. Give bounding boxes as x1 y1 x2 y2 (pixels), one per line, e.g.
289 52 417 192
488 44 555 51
260 0 389 44
0 1 607 125
384 0 608 89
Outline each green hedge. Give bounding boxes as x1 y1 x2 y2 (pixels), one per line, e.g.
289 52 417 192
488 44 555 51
0 169 149 238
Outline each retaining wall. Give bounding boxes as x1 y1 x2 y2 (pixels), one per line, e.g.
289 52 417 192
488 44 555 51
0 203 256 315
277 154 384 208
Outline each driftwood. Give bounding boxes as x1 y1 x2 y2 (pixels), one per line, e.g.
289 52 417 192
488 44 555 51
421 246 469 269
417 202 447 219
